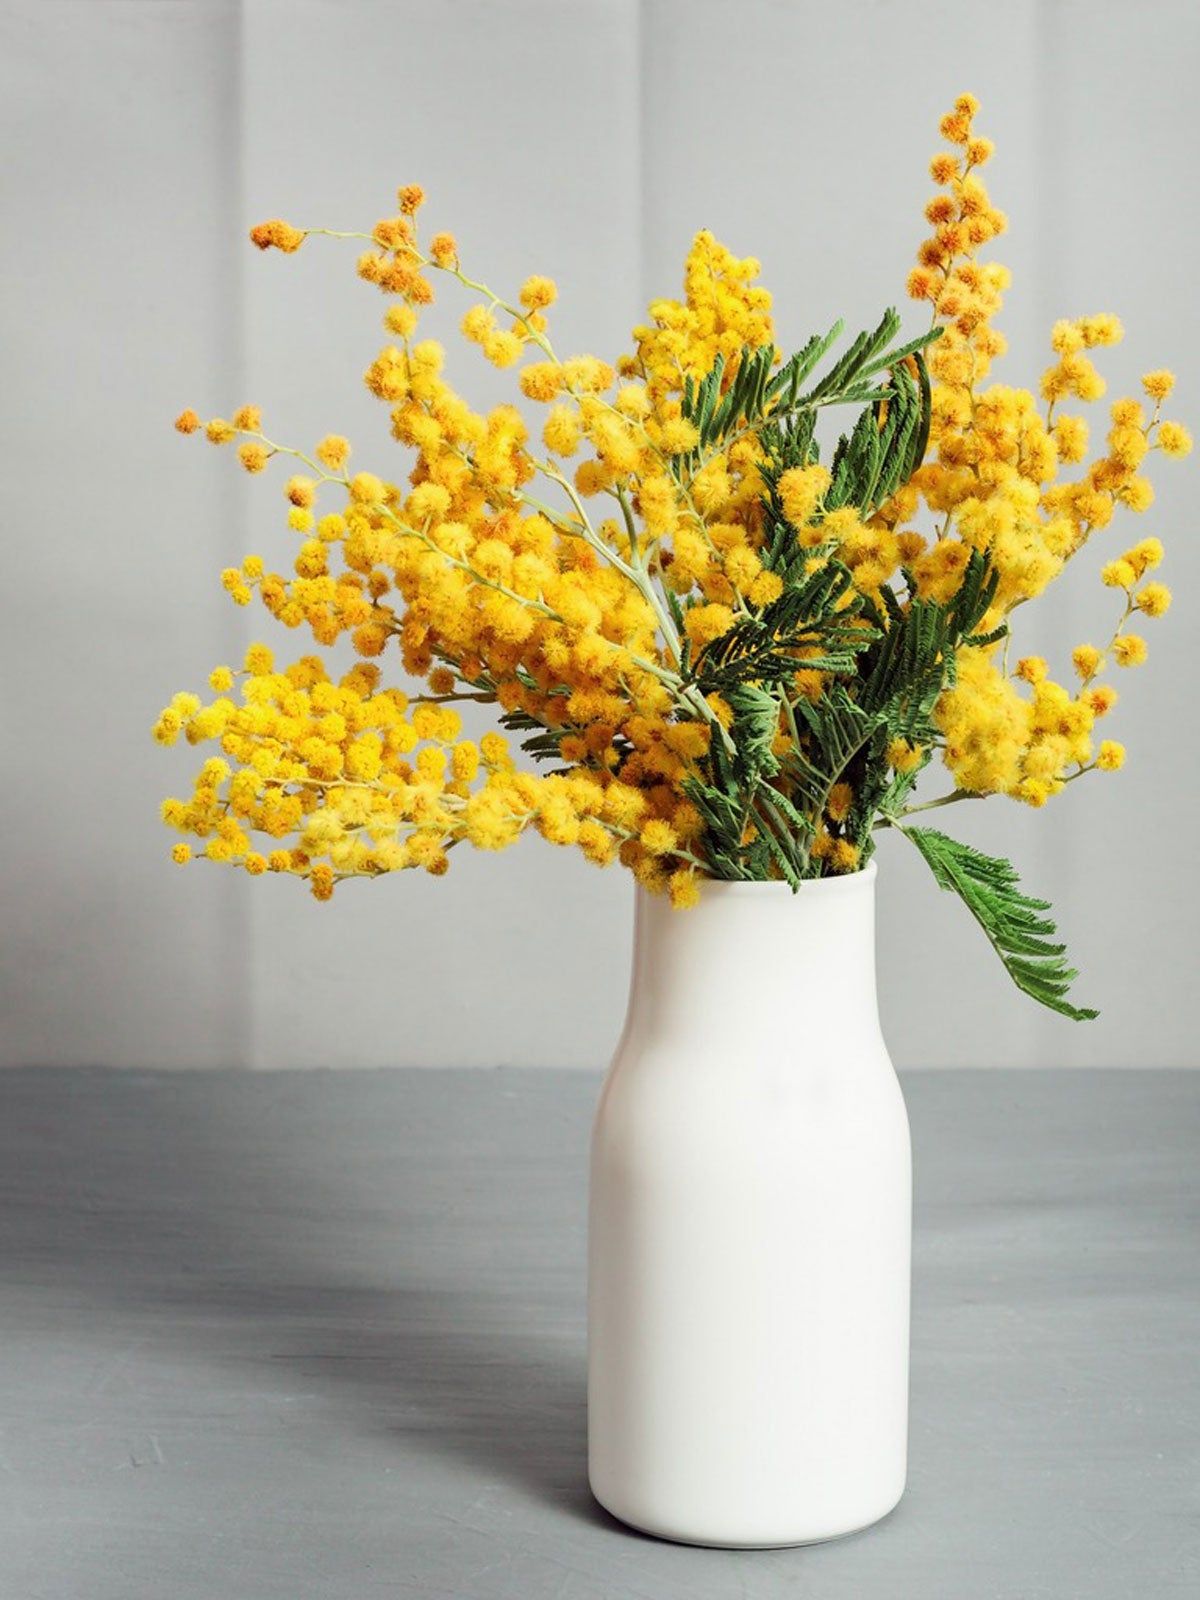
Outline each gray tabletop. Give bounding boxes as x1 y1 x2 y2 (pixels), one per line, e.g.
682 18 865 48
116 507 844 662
1 1068 1196 1599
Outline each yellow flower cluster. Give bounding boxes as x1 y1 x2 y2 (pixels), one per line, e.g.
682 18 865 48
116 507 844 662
895 94 1187 805
624 230 775 403
153 643 690 893
159 100 1185 900
162 180 818 901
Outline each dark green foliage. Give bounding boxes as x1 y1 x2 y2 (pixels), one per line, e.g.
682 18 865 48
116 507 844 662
671 321 1091 1021
899 827 1098 1021
784 687 874 817
691 560 872 692
674 326 1001 899
534 314 1092 1021
823 357 931 520
683 683 815 889
687 547 1000 874
674 312 941 488
674 344 772 478
855 549 1001 743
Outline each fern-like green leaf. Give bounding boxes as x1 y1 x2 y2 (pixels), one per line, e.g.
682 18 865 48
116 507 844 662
900 826 1098 1021
786 688 875 814
675 315 941 483
690 560 872 691
765 322 844 410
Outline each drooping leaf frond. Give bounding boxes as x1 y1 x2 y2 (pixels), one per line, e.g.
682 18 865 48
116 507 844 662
899 826 1098 1020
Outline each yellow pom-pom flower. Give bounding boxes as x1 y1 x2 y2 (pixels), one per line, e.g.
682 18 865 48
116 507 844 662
1157 420 1193 457
1136 582 1171 618
1112 634 1148 668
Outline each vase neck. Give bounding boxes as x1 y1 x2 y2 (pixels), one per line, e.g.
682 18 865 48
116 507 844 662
626 866 882 1052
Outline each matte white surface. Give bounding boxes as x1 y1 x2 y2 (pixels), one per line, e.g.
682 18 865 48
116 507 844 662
2 0 1198 1068
0 1066 1196 1597
589 869 910 1544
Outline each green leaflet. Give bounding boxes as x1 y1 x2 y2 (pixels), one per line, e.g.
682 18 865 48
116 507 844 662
855 549 1002 743
898 826 1098 1021
681 680 817 885
787 688 874 815
746 552 999 832
823 357 929 519
692 560 872 693
674 313 941 490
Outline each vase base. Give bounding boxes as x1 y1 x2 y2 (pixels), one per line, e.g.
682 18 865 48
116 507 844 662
591 1481 905 1550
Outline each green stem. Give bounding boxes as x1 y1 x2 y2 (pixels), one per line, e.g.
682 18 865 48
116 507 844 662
876 787 981 826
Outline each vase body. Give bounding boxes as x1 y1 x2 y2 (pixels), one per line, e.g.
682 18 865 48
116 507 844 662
587 862 910 1547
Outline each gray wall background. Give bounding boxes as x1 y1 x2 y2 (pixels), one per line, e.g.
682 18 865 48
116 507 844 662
2 0 1197 1070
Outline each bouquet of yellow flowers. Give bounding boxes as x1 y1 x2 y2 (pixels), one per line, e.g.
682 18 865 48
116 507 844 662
157 94 1187 1020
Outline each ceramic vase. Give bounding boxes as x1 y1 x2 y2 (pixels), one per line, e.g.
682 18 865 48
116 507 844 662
588 862 910 1547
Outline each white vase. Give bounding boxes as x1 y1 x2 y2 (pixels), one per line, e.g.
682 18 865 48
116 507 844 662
587 861 910 1547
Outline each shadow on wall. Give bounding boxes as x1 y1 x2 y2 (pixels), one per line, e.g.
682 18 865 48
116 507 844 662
0 1068 609 1524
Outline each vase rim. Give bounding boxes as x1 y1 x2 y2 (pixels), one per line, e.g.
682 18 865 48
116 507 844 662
641 860 877 900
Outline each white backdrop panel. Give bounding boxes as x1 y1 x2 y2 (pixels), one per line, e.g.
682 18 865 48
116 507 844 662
2 0 1196 1067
